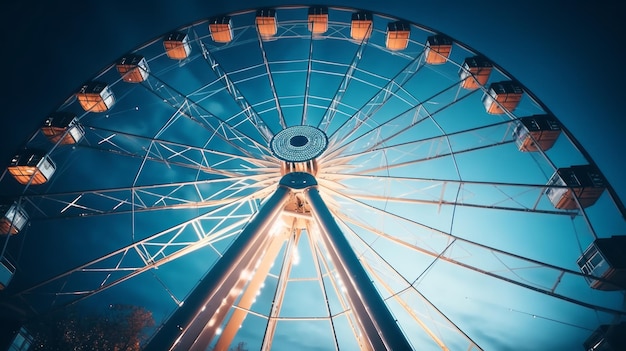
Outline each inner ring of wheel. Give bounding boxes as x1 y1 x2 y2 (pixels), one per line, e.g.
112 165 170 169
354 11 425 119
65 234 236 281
270 125 328 162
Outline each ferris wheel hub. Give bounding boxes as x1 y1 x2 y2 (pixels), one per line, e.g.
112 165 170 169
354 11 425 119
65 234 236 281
270 125 328 163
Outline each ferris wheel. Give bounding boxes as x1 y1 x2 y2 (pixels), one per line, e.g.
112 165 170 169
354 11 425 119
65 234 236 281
1 5 626 350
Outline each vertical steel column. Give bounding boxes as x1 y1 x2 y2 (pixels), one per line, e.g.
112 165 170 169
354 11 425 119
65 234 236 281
144 183 292 351
212 228 289 350
302 174 413 350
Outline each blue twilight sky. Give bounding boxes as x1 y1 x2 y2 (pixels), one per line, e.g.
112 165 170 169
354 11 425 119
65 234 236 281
1 1 625 350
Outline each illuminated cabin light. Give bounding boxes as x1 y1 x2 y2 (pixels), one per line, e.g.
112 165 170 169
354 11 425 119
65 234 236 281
1 201 28 235
163 31 191 60
481 81 523 114
424 35 452 64
8 151 56 185
545 165 606 210
513 115 561 152
76 81 115 113
256 8 277 38
116 54 149 83
0 256 16 290
209 16 233 43
386 21 410 51
350 12 373 41
577 236 626 291
459 56 493 89
308 6 328 35
41 111 84 145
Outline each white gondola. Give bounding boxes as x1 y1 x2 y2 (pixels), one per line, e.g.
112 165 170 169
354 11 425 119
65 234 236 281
424 35 452 64
41 111 84 144
0 257 16 290
512 115 561 152
209 16 233 43
116 54 149 82
577 236 626 290
7 151 56 185
386 21 410 51
545 165 605 210
163 31 191 60
76 81 115 112
482 81 523 114
1 201 28 235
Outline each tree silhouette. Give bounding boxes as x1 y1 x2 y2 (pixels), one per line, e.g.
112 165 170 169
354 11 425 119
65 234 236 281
27 304 154 351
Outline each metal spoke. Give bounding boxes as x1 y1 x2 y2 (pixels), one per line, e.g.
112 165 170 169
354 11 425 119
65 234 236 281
322 81 479 160
324 187 626 316
317 22 371 131
326 49 425 148
138 68 270 158
256 29 287 130
20 174 278 218
11 192 266 313
197 33 274 142
82 125 277 170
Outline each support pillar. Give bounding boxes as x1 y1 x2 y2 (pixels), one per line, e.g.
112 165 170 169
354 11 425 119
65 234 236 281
212 228 289 350
144 183 292 351
145 171 412 350
303 174 413 350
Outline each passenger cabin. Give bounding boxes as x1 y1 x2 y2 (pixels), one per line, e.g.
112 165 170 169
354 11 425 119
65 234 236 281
577 236 626 291
459 56 492 89
386 21 410 51
583 323 626 350
8 151 56 185
163 32 191 60
116 54 149 83
424 35 452 64
256 9 277 38
482 81 523 114
513 115 561 152
209 16 233 43
1 201 28 235
0 257 16 290
76 81 115 113
41 112 84 145
350 12 373 41
545 165 605 210
5 327 35 350
308 6 328 34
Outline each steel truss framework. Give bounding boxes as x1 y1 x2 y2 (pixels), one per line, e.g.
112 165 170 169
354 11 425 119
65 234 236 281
1 5 626 351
